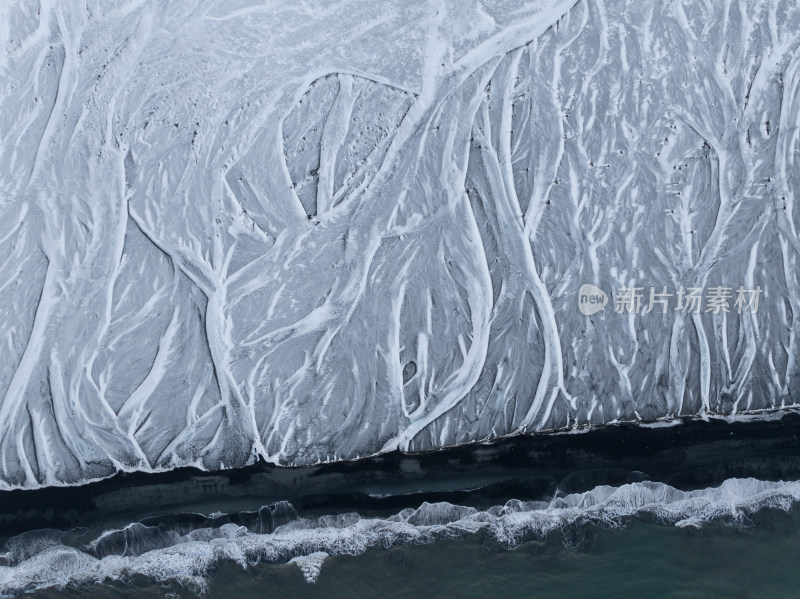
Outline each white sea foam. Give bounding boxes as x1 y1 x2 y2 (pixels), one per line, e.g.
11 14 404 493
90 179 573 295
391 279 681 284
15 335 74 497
288 552 329 583
1 477 799 596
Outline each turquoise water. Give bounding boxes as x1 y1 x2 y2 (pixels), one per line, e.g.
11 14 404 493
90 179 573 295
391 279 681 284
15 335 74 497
30 506 800 599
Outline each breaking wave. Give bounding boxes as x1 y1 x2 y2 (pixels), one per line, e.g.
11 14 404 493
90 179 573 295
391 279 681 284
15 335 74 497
2 477 799 594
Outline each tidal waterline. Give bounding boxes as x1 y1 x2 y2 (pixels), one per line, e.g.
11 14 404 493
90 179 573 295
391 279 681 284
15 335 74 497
25 506 800 599
4 412 800 543
5 413 800 597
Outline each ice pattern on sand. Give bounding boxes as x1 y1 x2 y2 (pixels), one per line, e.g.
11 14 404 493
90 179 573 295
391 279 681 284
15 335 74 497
0 0 799 487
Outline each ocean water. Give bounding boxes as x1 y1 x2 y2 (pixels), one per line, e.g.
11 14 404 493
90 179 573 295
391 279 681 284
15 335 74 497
4 417 800 598
0 477 798 598
22 503 800 599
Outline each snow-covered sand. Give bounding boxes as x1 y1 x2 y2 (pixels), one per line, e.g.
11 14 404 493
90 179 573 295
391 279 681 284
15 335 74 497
0 0 799 488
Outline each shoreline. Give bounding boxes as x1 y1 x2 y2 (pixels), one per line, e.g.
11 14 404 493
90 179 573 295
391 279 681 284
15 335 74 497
1 410 800 542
